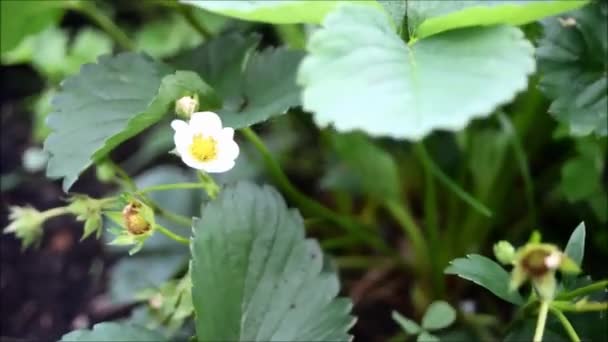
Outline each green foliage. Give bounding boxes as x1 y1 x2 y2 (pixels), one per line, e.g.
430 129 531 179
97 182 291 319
445 254 524 305
564 222 586 267
393 301 456 341
61 322 165 341
407 0 588 39
181 0 378 24
191 182 354 341
0 0 64 54
559 139 608 221
322 132 401 200
421 301 457 330
174 34 304 128
298 4 535 140
44 53 219 191
537 1 608 136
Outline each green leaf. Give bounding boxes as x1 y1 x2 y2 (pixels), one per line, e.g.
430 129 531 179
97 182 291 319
417 331 440 342
445 254 524 305
322 132 401 200
421 301 456 331
181 0 378 24
174 34 304 128
560 139 608 221
135 14 204 59
0 0 64 54
44 53 218 191
392 311 422 335
537 2 608 136
61 322 165 341
565 222 586 267
298 4 535 140
379 0 407 28
407 0 588 39
191 182 355 341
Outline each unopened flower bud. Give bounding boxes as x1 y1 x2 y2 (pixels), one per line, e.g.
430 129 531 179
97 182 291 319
4 206 45 249
494 240 515 265
175 95 199 119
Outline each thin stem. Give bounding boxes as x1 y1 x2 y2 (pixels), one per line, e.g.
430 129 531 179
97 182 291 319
197 171 220 199
415 143 492 218
551 300 608 312
178 4 212 39
41 207 72 220
137 182 207 194
153 205 192 228
549 307 581 342
66 0 136 51
155 224 190 245
241 127 393 255
498 113 537 226
105 159 136 191
557 280 608 301
414 143 444 297
384 199 428 268
533 300 550 342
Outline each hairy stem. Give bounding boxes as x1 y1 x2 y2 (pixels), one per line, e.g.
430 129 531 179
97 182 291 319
155 224 190 245
549 307 581 342
557 280 608 301
533 300 550 342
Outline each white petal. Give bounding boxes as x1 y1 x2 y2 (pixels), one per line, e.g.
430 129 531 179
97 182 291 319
217 138 240 161
171 119 188 132
202 159 236 173
189 111 222 134
173 127 193 152
180 153 206 170
222 127 234 139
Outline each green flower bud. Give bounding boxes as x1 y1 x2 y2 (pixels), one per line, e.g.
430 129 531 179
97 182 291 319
4 206 45 249
95 162 115 183
493 240 515 265
175 94 199 119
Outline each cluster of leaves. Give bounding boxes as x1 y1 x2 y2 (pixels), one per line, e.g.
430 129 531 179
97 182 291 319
1 0 607 341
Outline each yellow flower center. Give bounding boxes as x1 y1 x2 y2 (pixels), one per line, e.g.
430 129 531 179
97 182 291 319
189 134 217 162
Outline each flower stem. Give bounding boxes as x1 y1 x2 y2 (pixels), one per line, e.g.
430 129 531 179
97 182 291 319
41 207 72 220
66 0 136 51
155 224 190 245
533 300 550 342
240 127 393 255
137 183 208 194
557 280 608 301
549 307 581 342
197 171 220 199
551 300 608 312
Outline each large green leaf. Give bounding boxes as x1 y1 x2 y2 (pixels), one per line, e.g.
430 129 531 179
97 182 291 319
537 2 608 136
181 0 377 24
321 132 401 200
44 53 218 191
191 182 355 341
445 254 524 305
407 0 588 39
174 34 304 128
61 322 165 341
0 0 64 54
298 4 535 140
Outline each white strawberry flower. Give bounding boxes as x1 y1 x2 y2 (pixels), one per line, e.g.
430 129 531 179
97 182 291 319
171 111 239 173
